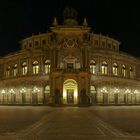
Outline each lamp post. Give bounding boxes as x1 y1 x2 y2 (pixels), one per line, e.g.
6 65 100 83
20 88 26 104
125 89 131 104
32 87 40 104
101 87 108 104
9 89 15 104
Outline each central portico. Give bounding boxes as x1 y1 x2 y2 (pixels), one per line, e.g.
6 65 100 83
63 79 78 104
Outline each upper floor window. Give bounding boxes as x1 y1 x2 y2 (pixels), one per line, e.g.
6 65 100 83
42 40 46 45
35 41 39 46
6 66 10 78
122 65 126 77
130 67 133 78
13 64 18 77
108 43 111 49
33 61 39 74
44 60 50 74
29 43 32 47
90 60 96 74
113 63 118 76
101 61 108 75
102 41 105 47
22 62 28 75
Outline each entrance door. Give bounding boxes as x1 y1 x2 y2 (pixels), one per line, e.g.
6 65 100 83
67 89 74 104
63 79 78 104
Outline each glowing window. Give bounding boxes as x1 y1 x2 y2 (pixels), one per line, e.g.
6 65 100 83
122 65 126 77
45 85 50 94
13 64 18 77
33 61 39 74
101 61 108 75
90 85 96 94
113 63 118 76
44 60 50 74
22 62 27 75
90 60 96 74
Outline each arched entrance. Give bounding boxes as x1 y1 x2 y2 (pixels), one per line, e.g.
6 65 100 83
63 79 78 104
90 85 97 104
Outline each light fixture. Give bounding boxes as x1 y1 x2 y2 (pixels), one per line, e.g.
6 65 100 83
125 89 131 94
134 90 138 94
101 87 108 93
114 88 120 93
1 90 5 94
20 88 26 93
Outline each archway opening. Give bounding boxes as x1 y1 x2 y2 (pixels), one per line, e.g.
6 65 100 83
63 79 78 104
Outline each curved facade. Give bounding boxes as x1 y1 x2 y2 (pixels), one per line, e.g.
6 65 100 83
0 11 140 105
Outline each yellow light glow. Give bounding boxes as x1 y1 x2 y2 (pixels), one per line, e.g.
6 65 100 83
63 79 78 104
20 88 26 93
63 91 67 97
9 89 15 93
1 90 5 94
134 90 138 94
74 92 77 97
33 87 40 93
125 89 131 93
101 87 108 93
114 88 119 93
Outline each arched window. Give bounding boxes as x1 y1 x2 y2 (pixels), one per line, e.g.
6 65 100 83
13 64 18 77
90 60 96 74
130 67 133 78
33 61 39 74
6 66 10 78
44 85 50 94
22 62 27 75
122 65 126 77
113 63 118 76
44 60 50 74
90 86 96 94
101 61 108 75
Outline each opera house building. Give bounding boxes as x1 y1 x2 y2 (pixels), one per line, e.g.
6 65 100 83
0 8 140 106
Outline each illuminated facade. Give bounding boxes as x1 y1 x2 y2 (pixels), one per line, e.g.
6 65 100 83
0 8 140 105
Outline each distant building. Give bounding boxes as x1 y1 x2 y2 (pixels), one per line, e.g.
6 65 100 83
0 8 140 105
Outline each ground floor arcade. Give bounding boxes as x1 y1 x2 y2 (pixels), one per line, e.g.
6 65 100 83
0 79 140 105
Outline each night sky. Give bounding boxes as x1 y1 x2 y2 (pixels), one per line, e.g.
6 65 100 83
0 0 139 57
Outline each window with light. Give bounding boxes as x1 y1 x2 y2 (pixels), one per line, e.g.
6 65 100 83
90 60 96 74
113 63 118 76
33 61 39 74
44 60 50 74
101 61 108 75
22 62 27 75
